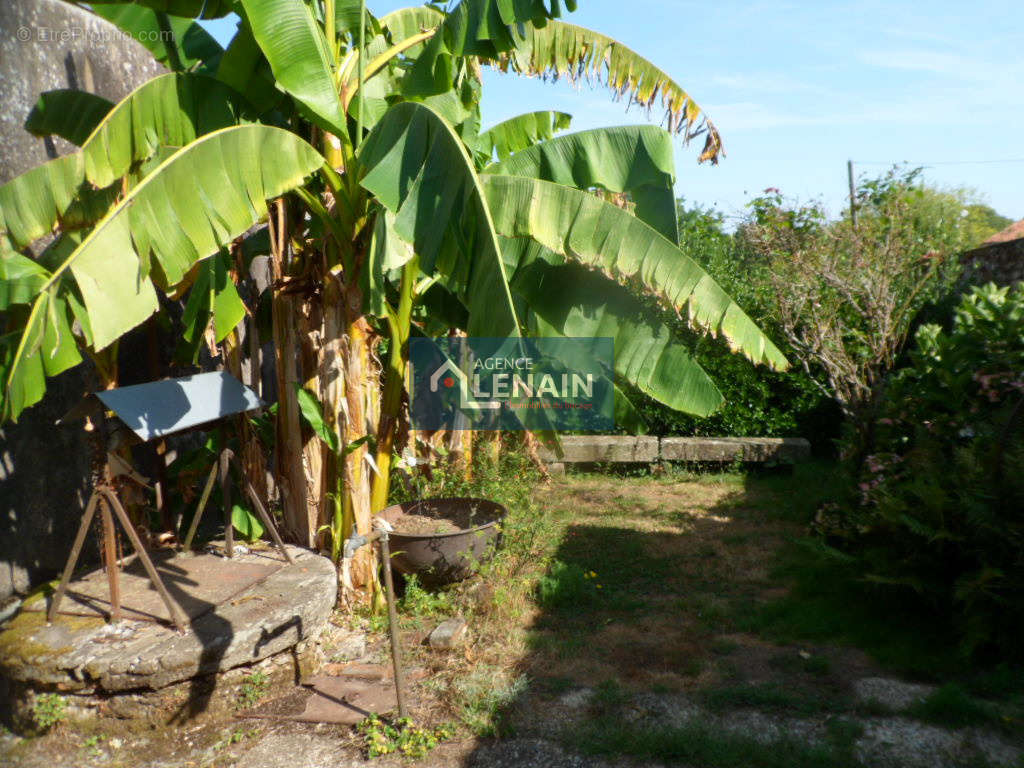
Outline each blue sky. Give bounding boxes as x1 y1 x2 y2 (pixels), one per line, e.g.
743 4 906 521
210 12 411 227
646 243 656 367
202 1 1024 226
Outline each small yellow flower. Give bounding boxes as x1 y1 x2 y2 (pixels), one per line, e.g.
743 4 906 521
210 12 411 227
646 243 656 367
588 571 597 578
596 584 603 589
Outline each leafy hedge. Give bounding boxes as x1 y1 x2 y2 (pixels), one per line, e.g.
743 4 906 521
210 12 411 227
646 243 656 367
627 203 840 444
822 284 1024 657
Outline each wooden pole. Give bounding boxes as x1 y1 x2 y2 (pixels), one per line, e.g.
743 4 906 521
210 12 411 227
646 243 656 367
219 434 234 559
182 462 219 551
848 159 857 228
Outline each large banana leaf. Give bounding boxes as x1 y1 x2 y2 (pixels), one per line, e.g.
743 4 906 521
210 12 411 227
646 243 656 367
498 20 723 163
342 26 400 128
344 10 452 141
334 0 376 39
240 0 347 135
435 0 576 58
0 156 83 249
418 282 470 334
480 110 571 161
85 0 235 19
380 5 444 47
362 209 414 318
2 73 249 250
0 155 115 251
0 251 50 311
25 91 113 146
0 289 82 423
403 0 575 97
1 125 323 422
180 250 247 355
485 124 678 242
90 4 223 71
613 384 648 434
358 102 519 338
482 175 789 371
215 16 283 114
506 238 724 417
83 72 250 187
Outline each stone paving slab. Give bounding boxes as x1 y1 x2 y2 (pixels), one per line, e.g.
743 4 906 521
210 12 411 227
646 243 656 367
0 545 335 693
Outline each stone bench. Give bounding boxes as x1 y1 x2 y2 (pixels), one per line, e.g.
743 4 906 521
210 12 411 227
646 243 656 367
538 436 659 464
660 437 810 464
541 436 810 474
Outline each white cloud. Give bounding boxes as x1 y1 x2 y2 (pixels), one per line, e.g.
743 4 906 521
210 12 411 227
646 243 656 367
710 73 825 94
859 49 979 76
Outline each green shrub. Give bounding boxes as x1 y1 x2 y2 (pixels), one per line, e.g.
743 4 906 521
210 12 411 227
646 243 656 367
630 200 839 443
828 283 1024 657
632 333 839 440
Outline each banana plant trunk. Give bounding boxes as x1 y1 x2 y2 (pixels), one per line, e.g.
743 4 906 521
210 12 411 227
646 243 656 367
342 280 377 591
269 201 314 546
321 275 346 560
371 256 418 512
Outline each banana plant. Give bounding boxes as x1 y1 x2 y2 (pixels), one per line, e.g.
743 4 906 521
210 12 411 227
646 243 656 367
1 0 785 600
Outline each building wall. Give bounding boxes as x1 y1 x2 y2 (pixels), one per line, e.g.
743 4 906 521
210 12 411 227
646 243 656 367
960 240 1024 289
0 0 165 602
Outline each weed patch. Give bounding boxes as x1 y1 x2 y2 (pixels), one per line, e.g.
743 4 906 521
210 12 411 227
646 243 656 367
31 693 66 732
400 574 455 618
237 670 269 709
357 715 455 759
454 668 527 736
536 561 602 611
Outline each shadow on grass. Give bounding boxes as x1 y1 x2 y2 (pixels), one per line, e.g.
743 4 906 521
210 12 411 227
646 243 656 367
462 515 867 766
457 462 1022 766
736 540 964 678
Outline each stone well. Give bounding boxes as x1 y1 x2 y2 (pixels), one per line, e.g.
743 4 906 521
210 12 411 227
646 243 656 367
0 545 337 730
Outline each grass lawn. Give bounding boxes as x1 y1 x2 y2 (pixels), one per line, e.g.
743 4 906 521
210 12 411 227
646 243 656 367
393 459 1024 766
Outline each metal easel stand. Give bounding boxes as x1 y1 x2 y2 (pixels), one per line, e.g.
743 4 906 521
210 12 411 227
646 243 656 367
48 372 274 633
180 442 293 566
47 481 189 633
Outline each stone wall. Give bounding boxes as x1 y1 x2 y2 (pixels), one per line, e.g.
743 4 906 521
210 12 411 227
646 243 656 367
960 239 1024 288
0 0 165 602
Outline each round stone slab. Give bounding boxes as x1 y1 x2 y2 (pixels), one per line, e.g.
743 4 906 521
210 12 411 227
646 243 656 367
0 546 336 692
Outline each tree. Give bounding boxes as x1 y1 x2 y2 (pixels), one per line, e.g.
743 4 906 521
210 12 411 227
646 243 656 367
1 0 785 600
738 168 984 458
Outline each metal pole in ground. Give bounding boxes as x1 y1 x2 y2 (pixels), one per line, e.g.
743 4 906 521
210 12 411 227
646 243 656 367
379 531 409 719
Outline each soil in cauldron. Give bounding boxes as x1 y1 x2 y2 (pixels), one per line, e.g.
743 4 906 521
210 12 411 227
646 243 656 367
390 501 494 536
